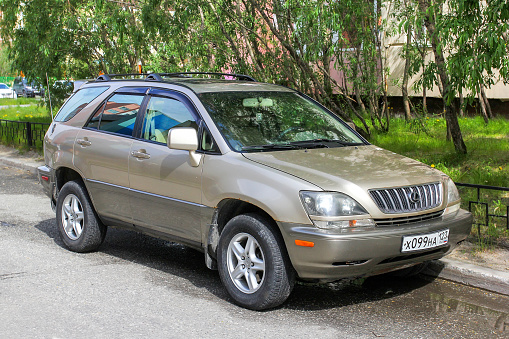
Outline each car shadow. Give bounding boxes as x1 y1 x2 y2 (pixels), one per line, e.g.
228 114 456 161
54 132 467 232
34 219 438 312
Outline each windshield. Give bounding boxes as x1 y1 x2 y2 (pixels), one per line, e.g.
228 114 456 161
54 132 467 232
0 84 9 89
198 91 364 152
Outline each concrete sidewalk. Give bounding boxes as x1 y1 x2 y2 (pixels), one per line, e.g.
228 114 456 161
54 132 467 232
0 145 508 296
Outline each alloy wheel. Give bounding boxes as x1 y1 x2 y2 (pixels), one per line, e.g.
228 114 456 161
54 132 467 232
61 194 84 240
226 232 266 294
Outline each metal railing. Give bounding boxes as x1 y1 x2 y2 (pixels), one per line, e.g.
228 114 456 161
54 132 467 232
0 119 50 148
455 182 509 236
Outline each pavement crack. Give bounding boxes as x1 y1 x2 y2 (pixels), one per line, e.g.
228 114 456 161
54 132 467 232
0 272 28 280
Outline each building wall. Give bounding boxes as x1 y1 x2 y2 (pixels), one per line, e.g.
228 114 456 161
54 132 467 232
382 2 509 101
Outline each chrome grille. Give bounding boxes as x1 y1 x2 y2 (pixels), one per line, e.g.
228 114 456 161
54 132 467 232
374 209 444 227
369 182 442 214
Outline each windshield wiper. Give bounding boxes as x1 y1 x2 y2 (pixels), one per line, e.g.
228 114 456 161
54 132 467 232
289 139 364 147
241 143 301 152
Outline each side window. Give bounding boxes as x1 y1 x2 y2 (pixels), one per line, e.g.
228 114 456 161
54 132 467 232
54 86 109 122
86 93 144 137
141 96 197 144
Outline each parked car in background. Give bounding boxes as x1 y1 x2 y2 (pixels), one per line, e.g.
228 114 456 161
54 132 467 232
0 83 17 99
12 76 35 97
30 81 45 96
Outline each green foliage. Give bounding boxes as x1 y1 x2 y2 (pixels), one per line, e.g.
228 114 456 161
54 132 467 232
0 0 150 81
391 0 509 104
0 44 13 76
0 0 390 138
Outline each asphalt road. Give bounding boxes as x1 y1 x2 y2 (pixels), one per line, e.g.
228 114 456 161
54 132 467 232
1 165 508 338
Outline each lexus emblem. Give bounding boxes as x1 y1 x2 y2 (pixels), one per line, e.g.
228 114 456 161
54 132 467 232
409 190 421 203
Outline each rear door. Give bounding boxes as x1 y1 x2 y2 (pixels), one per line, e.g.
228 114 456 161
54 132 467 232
74 88 147 226
128 89 203 243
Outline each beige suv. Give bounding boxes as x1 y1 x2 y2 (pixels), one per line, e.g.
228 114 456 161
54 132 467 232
38 72 472 310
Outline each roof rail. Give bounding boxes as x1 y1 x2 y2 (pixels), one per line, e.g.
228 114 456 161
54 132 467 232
145 73 163 82
160 72 257 82
96 74 111 81
95 73 150 82
95 72 257 83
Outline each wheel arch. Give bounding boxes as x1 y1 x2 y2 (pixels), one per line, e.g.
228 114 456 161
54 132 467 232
54 167 95 209
205 198 291 271
55 166 84 192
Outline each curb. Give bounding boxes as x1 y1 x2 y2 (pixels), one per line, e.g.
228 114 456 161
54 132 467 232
0 149 508 296
0 157 41 177
424 258 509 296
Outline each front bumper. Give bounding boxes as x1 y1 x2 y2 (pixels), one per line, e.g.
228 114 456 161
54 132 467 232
37 165 56 210
279 209 473 281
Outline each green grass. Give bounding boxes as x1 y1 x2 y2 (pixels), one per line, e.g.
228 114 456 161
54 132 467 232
0 104 52 123
0 97 40 106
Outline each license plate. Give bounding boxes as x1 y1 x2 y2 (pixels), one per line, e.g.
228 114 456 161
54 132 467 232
401 229 449 253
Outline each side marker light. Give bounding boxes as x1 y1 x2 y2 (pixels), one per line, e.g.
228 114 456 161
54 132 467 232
295 240 314 247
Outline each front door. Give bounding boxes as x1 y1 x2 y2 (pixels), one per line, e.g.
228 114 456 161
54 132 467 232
128 92 203 243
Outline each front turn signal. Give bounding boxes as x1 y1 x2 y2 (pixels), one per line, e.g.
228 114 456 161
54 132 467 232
295 239 315 247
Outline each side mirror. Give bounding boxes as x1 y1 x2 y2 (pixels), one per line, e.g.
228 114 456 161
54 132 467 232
167 127 202 167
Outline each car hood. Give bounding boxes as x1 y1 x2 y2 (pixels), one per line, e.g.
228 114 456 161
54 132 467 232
242 145 446 192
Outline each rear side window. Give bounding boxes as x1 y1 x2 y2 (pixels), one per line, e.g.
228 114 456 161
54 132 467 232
54 86 109 122
86 94 144 137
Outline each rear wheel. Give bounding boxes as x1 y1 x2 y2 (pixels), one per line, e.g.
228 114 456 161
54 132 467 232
56 180 106 252
217 214 295 310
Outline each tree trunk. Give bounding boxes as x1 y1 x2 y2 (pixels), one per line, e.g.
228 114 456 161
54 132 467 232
402 22 412 120
422 86 427 114
480 84 493 119
459 90 464 117
418 0 467 154
478 86 489 123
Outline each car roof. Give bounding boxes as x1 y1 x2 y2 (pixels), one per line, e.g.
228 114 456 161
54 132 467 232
165 78 295 94
84 73 295 94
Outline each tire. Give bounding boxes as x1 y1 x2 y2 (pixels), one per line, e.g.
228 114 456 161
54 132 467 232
56 180 107 252
22 90 27 98
391 261 430 278
217 214 295 310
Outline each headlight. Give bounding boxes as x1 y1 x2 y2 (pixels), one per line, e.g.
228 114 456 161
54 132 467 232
446 178 460 205
300 191 375 229
444 178 461 214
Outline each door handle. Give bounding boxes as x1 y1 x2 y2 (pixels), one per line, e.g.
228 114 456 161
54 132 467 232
131 150 151 159
76 138 92 147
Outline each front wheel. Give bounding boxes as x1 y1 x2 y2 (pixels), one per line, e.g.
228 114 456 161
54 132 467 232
56 180 107 252
217 214 295 310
